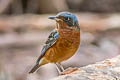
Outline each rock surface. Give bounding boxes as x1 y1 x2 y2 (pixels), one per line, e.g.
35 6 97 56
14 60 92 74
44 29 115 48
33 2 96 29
50 55 120 80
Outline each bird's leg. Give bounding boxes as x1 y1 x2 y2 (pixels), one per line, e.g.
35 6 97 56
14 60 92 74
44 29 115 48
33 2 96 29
55 63 63 74
57 63 64 71
55 63 78 75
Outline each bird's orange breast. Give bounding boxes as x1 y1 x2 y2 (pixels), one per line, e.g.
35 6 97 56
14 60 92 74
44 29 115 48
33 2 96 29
44 29 80 63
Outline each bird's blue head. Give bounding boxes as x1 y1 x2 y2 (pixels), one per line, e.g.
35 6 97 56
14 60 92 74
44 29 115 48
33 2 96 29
49 12 79 27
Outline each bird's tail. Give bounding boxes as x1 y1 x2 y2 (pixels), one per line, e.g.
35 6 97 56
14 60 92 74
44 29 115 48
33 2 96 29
29 63 40 74
29 58 48 74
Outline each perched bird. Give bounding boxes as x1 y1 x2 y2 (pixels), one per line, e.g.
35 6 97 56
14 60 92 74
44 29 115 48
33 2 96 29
29 12 80 74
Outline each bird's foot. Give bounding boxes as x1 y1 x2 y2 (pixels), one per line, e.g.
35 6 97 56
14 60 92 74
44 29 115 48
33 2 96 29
60 67 78 75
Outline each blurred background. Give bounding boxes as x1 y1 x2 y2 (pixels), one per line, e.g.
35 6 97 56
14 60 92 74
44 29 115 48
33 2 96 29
0 0 120 80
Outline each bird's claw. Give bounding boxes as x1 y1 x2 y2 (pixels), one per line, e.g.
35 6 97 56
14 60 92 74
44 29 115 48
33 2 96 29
60 67 78 75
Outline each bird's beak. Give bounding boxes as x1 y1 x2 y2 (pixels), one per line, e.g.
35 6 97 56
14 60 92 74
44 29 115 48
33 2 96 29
48 16 56 20
48 16 60 21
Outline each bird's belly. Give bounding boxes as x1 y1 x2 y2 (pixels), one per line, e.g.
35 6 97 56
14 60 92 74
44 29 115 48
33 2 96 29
45 38 80 63
55 46 78 62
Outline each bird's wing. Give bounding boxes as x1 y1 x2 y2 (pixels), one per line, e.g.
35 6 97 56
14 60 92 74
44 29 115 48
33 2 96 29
36 29 59 64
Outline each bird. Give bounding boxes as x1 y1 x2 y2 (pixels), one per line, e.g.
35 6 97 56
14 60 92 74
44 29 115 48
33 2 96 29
29 12 80 74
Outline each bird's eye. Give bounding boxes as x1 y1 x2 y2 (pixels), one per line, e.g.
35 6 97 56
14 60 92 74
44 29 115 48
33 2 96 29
64 17 70 21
